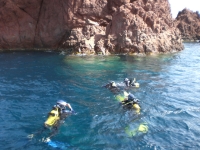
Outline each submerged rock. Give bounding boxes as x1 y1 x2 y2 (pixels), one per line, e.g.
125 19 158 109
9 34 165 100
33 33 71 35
0 0 184 55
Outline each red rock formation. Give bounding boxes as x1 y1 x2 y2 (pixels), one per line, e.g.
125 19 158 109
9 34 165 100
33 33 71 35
0 0 41 49
175 8 200 42
0 0 184 54
104 0 183 54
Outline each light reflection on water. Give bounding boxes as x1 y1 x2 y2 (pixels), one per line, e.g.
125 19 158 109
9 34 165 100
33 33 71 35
0 43 200 149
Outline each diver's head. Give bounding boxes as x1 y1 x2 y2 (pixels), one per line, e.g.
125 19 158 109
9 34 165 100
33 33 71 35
110 81 117 87
57 100 67 109
124 78 129 81
128 93 139 103
128 93 136 100
124 78 129 82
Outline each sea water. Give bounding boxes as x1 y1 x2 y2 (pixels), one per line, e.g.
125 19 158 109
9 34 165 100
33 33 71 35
0 43 200 150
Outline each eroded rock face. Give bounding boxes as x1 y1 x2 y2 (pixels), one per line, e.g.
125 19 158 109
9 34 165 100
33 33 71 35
0 0 41 49
104 0 183 54
0 0 184 54
175 8 200 42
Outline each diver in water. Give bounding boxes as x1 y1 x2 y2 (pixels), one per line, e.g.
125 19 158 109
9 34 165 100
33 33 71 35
45 100 74 127
104 81 121 94
28 100 75 142
121 92 140 113
124 78 139 87
44 100 75 141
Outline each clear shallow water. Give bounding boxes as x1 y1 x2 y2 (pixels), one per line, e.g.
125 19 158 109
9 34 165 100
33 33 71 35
0 43 200 150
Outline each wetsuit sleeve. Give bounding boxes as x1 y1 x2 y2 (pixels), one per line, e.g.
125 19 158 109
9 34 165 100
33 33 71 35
66 103 73 111
62 110 72 115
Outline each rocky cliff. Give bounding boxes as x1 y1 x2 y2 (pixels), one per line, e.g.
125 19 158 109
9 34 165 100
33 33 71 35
175 8 200 42
0 0 184 55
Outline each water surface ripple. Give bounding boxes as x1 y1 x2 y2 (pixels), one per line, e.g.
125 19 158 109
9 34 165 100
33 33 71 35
0 43 200 150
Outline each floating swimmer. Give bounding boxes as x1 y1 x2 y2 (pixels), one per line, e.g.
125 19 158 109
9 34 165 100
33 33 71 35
124 78 140 88
45 100 74 126
116 91 141 114
103 81 121 94
28 100 75 142
121 92 140 113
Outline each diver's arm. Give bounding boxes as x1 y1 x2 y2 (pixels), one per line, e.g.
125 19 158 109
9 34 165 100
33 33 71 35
64 103 76 115
121 97 128 104
66 103 73 111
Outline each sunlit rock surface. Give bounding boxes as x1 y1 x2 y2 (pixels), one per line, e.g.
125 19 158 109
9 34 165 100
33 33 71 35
0 0 184 55
175 8 200 42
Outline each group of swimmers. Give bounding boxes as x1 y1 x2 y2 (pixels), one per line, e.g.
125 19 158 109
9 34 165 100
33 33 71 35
29 78 141 142
104 78 141 112
103 78 148 137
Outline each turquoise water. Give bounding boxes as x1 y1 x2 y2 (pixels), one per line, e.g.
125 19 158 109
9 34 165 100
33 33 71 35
0 43 200 150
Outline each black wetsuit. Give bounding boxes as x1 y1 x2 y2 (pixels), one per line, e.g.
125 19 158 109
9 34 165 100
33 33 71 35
121 94 139 109
104 83 121 94
124 79 135 87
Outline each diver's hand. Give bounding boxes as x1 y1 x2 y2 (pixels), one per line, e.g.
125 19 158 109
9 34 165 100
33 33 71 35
71 110 77 115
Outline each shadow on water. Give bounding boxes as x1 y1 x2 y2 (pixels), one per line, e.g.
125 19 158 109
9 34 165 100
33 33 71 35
0 43 200 149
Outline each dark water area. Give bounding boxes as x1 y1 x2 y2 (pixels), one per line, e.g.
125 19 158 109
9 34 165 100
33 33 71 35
0 43 200 150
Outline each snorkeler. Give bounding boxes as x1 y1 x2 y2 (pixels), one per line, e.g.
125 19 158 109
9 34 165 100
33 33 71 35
103 81 121 94
28 100 75 142
121 92 140 113
124 78 139 87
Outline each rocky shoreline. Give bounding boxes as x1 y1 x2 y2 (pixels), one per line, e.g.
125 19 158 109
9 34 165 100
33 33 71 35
0 0 199 55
